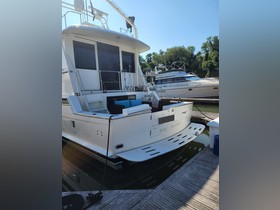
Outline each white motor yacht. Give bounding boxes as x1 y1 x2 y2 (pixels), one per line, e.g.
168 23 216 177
62 0 205 163
148 62 219 98
152 69 219 98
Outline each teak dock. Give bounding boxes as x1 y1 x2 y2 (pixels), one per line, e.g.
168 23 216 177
62 146 219 210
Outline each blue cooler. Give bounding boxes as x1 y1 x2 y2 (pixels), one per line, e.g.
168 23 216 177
213 135 219 156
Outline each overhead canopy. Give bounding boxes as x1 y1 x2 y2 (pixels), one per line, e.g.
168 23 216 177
62 25 150 53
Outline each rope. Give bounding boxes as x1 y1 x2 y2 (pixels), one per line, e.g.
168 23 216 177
193 103 214 120
80 116 113 209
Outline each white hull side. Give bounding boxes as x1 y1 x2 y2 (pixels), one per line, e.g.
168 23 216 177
62 102 197 161
156 86 219 98
62 105 111 156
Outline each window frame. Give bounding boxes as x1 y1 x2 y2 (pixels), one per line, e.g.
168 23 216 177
121 51 135 73
73 40 97 70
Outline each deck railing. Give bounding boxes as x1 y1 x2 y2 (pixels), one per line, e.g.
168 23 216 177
62 0 108 29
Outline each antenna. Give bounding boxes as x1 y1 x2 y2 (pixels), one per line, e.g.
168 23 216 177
89 0 95 21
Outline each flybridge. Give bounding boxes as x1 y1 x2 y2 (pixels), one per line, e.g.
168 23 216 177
62 0 137 38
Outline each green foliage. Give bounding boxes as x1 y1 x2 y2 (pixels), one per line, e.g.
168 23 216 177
139 36 219 78
164 46 188 66
201 36 219 77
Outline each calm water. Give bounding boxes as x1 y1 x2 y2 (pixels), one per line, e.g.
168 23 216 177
192 104 219 113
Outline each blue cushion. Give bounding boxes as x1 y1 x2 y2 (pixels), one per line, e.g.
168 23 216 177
130 99 142 106
114 100 130 108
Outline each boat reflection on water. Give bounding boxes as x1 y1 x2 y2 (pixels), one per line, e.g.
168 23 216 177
62 134 209 192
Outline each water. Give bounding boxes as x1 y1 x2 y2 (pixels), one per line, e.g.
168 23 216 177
62 134 209 192
193 104 219 113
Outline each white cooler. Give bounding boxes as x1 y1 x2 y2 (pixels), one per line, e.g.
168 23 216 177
207 117 219 148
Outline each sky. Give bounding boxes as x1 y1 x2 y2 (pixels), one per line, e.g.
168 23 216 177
63 0 219 57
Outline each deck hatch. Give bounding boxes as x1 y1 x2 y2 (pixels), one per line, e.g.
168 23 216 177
158 115 174 124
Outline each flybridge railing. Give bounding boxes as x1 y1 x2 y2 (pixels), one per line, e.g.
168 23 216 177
62 0 109 29
62 0 137 38
104 0 138 39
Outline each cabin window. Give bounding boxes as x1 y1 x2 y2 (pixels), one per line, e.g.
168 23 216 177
173 77 186 83
185 76 200 81
100 72 120 90
97 42 121 90
155 77 186 85
155 80 161 85
97 42 120 71
122 51 135 72
159 79 169 84
73 41 96 70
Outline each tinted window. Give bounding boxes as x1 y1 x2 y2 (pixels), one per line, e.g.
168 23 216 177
156 77 186 85
173 77 186 83
161 79 168 84
97 42 120 71
155 80 161 85
100 72 120 90
122 51 135 72
185 76 201 81
73 41 96 70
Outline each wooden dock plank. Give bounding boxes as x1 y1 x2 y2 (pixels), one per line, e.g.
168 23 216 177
100 191 149 210
186 163 219 181
63 190 152 210
133 189 196 210
62 147 219 210
176 171 219 196
160 184 218 210
176 181 219 203
132 147 219 209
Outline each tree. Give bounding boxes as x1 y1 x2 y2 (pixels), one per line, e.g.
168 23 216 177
185 46 196 71
139 55 149 73
164 46 188 67
201 36 219 77
139 36 219 78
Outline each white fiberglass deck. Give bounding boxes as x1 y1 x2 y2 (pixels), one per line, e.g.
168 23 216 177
117 122 205 162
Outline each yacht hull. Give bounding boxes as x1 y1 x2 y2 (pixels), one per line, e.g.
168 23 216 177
156 85 219 98
62 102 205 162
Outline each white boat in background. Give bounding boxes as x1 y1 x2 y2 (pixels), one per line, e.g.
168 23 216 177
153 69 219 98
62 0 205 164
148 62 219 98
